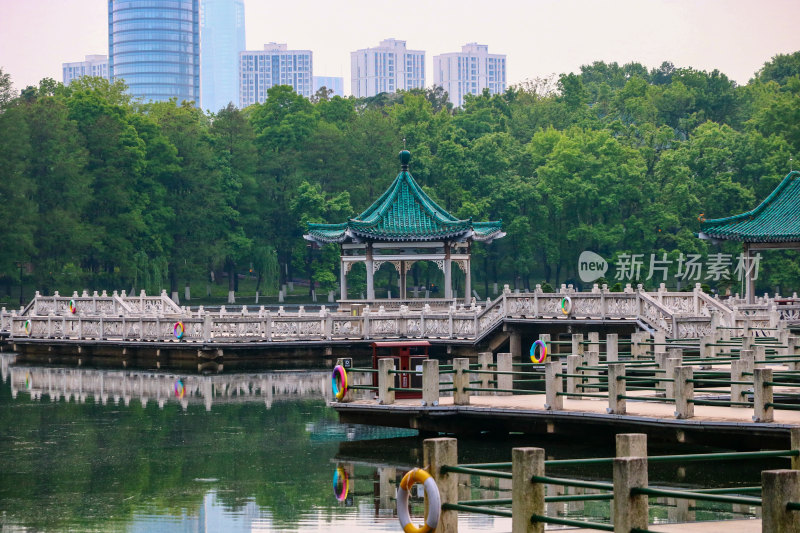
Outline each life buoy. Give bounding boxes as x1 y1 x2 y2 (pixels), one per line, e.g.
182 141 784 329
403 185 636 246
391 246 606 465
24 320 31 336
174 321 185 340
332 467 349 501
397 468 441 533
332 365 348 401
174 379 185 399
68 299 77 314
25 372 32 390
560 296 572 315
530 339 548 364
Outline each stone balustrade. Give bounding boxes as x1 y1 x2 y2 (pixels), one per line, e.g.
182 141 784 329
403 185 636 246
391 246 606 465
2 284 798 344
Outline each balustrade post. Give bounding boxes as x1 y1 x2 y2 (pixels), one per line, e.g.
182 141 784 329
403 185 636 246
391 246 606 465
544 361 562 410
513 447 544 533
377 358 395 405
674 366 694 419
423 438 459 533
761 470 800 533
613 456 649 533
753 367 774 423
422 359 439 406
566 355 579 394
203 314 211 342
453 358 470 405
478 352 492 395
607 363 626 415
606 333 618 362
792 427 800 471
753 344 767 368
496 353 512 396
363 309 370 340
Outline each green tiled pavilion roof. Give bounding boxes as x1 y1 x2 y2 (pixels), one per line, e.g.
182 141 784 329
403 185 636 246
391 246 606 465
699 171 800 243
305 151 504 244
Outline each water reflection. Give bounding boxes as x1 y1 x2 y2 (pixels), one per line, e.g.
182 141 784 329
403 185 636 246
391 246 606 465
0 354 768 532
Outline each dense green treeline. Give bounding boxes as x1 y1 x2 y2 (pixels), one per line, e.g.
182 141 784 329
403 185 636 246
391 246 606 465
0 52 799 300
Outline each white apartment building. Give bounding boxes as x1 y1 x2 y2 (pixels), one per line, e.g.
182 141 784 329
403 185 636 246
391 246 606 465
239 43 313 107
313 76 344 97
62 55 109 85
350 39 425 98
434 43 506 107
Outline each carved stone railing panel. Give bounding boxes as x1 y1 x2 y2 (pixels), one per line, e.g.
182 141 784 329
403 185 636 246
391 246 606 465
423 316 450 338
676 318 713 339
369 318 400 337
778 305 800 324
570 295 602 318
331 318 363 338
660 295 695 315
638 293 674 336
604 295 637 318
452 318 475 338
508 297 536 317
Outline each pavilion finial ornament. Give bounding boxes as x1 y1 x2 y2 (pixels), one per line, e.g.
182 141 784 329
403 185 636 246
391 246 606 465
399 149 411 171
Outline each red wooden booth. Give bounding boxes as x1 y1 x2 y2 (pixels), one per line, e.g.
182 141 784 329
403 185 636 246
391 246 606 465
371 341 431 399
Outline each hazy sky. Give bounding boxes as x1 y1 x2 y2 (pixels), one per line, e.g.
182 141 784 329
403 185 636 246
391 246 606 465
1 0 799 95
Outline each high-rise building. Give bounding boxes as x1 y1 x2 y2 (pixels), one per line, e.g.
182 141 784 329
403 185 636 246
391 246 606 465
62 55 109 85
239 43 313 107
108 0 200 105
434 43 506 107
200 0 245 112
312 76 344 97
350 39 425 98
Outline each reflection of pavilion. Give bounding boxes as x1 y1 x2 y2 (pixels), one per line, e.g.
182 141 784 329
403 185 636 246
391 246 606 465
1 354 349 411
304 150 504 302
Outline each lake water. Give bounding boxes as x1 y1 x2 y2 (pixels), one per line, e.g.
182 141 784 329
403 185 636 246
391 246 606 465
0 354 768 532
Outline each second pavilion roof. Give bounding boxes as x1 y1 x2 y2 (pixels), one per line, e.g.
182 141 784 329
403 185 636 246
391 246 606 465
699 171 800 243
305 150 504 245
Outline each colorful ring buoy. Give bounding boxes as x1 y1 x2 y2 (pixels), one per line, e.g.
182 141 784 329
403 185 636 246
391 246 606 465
332 365 348 401
174 321 184 340
397 468 441 533
174 379 185 399
530 339 548 364
25 372 32 390
560 296 572 315
332 467 349 502
24 320 31 336
68 299 76 314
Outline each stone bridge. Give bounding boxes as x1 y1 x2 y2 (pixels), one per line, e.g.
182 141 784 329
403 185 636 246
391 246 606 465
0 285 797 345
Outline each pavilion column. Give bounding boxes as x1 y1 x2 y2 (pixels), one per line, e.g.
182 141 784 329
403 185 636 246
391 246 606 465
400 260 406 299
444 244 452 299
366 243 375 300
465 258 472 303
340 258 348 301
744 242 755 304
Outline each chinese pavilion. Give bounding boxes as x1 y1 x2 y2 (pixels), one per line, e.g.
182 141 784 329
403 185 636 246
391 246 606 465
699 170 800 303
303 150 505 301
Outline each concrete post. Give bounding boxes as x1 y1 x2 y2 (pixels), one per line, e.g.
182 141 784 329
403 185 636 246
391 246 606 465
740 349 755 371
667 347 683 364
423 438 459 533
616 433 647 458
753 367 774 423
753 344 767 368
378 358 395 405
700 335 715 359
665 358 680 400
730 360 748 409
509 330 522 359
588 332 600 354
566 355 580 394
653 331 666 356
674 366 694 419
571 334 584 357
787 336 799 371
613 457 649 533
453 358 470 405
538 333 551 358
378 466 396 513
513 447 545 533
742 334 754 352
792 427 800 471
586 350 600 392
761 469 800 533
607 363 626 415
478 352 493 395
545 361 563 410
422 359 439 406
496 352 512 396
606 333 618 362
630 332 644 359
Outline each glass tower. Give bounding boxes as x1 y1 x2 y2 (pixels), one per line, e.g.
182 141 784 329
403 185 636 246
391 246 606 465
200 0 245 112
108 0 200 105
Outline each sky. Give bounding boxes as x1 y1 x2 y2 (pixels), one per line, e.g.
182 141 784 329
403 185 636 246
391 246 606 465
1 0 799 96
